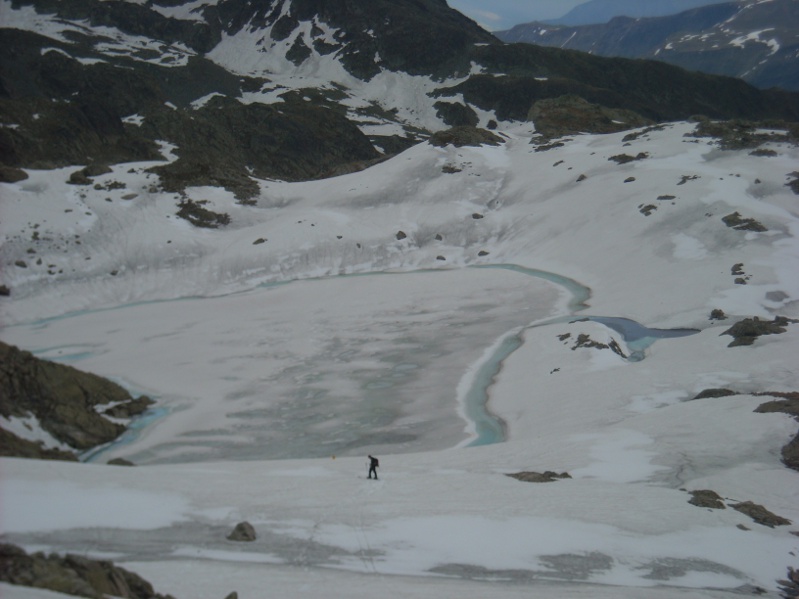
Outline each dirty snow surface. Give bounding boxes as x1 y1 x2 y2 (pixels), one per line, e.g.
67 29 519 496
1 123 798 598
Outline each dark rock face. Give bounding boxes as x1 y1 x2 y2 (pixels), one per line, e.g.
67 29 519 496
0 341 153 455
0 543 175 599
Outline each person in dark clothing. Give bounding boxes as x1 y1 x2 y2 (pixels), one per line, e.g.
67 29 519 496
368 455 379 479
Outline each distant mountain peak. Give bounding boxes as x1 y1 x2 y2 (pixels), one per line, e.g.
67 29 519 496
497 0 799 91
547 0 730 26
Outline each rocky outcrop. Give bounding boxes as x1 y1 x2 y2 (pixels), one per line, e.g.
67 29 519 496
730 501 791 528
529 95 651 139
722 316 797 347
687 489 726 509
0 341 153 458
0 543 175 599
684 490 790 527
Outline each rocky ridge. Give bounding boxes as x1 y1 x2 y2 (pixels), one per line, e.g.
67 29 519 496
2 0 799 202
0 340 153 460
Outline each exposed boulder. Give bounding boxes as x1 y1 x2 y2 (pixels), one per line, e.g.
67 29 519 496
687 489 726 509
0 543 175 599
0 340 153 456
506 471 571 483
0 165 28 182
227 521 257 542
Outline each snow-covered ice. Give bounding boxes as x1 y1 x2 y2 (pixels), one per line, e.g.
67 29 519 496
2 123 798 598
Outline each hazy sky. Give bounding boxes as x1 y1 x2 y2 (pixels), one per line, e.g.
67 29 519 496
448 0 590 30
448 0 725 31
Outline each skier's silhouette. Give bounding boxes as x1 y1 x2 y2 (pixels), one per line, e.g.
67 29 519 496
368 455 379 480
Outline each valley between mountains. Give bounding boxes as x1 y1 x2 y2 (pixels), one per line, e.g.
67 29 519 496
1 1 799 598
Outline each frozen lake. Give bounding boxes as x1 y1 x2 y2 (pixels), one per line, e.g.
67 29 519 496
5 266 562 463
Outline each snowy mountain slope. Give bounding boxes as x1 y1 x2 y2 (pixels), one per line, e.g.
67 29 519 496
3 0 799 202
497 0 799 91
2 121 799 596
